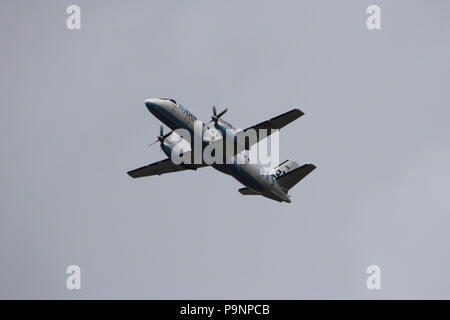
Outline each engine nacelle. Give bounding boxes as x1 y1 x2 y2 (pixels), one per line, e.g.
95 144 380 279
161 142 174 159
160 134 190 160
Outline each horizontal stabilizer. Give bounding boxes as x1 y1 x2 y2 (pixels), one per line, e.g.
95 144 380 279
239 187 260 195
276 164 316 191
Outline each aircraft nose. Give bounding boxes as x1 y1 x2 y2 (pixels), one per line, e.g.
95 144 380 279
145 98 163 111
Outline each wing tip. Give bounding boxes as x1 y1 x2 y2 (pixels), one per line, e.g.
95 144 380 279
308 163 317 169
127 170 138 178
293 108 305 117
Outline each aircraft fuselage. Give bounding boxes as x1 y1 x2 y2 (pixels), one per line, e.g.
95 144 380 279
144 98 291 203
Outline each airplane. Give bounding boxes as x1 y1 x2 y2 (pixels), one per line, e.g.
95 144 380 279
127 98 316 203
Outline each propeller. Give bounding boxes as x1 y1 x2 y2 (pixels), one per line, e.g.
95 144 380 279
148 125 170 148
208 106 228 125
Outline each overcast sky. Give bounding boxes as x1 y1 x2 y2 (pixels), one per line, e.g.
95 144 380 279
1 0 449 299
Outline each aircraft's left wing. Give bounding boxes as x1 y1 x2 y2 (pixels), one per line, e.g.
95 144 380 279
234 108 304 152
127 158 204 178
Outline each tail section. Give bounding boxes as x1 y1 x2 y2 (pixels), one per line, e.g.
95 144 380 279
276 163 316 191
238 160 316 203
272 159 300 178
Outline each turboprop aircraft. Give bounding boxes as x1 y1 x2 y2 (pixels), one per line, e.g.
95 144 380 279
127 98 316 203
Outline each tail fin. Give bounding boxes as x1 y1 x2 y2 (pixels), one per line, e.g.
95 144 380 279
276 164 316 191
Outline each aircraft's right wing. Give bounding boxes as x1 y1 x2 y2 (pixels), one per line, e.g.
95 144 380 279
235 109 304 152
244 108 304 133
127 158 205 178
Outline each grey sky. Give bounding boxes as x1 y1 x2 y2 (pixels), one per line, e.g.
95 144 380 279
0 0 449 299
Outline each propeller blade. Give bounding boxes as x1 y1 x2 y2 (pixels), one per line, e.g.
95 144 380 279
149 125 169 147
210 106 228 124
148 139 159 147
216 108 228 119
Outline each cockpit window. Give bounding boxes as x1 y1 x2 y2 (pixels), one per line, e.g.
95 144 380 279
178 103 197 121
159 98 177 104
